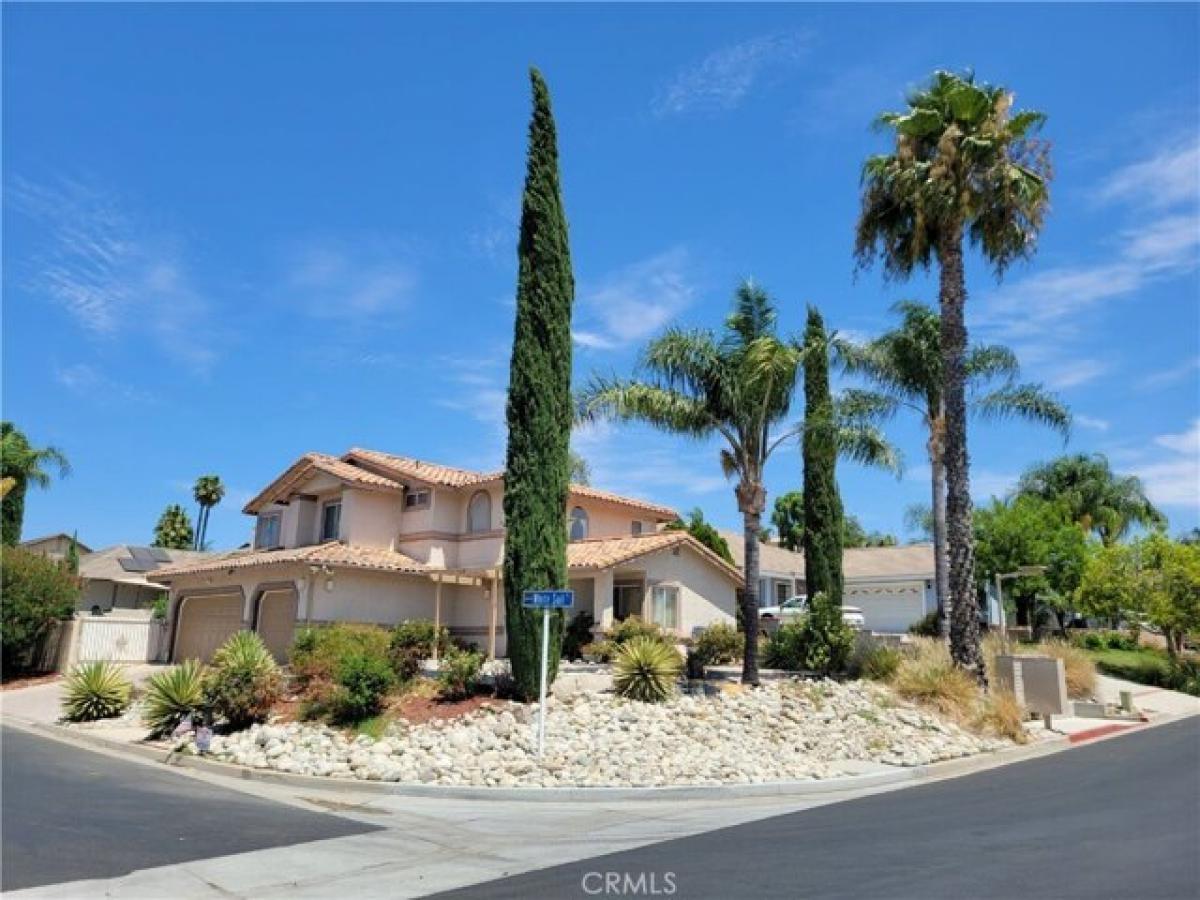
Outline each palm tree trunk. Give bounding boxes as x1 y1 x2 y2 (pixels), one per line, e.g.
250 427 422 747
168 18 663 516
740 506 762 686
938 222 985 684
929 437 951 641
1 479 26 546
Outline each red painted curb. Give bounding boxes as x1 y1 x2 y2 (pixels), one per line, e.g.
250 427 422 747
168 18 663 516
1068 723 1136 744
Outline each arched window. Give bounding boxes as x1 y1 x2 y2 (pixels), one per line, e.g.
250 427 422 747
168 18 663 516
569 506 589 541
468 491 492 534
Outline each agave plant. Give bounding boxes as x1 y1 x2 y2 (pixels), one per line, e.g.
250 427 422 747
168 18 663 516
205 631 282 730
210 630 276 674
612 636 683 703
143 659 207 737
61 661 132 722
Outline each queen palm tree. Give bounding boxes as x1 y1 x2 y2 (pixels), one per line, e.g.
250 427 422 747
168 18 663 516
191 475 225 550
836 300 1070 637
854 70 1052 681
1016 454 1163 546
577 282 898 684
1 422 71 546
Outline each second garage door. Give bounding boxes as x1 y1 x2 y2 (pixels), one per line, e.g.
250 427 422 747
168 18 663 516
845 583 926 634
174 593 244 662
256 588 298 663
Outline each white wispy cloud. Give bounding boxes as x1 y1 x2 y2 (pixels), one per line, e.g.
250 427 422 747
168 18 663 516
54 363 154 404
283 239 418 320
1131 419 1200 509
8 175 219 373
1093 138 1200 209
1138 355 1200 390
435 349 510 439
653 32 812 117
1043 359 1110 390
1074 414 1110 432
572 421 728 501
573 247 698 351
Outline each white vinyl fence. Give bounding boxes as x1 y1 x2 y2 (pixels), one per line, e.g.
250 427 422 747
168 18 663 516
75 615 168 663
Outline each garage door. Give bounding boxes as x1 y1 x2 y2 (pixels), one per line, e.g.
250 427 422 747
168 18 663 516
256 589 298 663
845 585 926 634
174 593 244 662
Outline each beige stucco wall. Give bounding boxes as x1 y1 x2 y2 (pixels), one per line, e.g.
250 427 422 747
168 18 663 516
342 488 401 549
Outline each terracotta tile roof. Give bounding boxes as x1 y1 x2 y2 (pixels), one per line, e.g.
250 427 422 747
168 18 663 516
720 531 935 580
148 542 428 582
243 453 403 514
567 532 743 584
345 448 501 488
347 448 677 520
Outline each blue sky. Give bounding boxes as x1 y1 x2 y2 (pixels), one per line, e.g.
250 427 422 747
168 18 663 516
4 3 1198 551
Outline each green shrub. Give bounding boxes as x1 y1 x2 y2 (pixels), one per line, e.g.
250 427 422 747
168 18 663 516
1073 630 1136 652
289 623 391 688
388 619 451 682
849 640 902 682
144 660 207 737
762 618 853 674
608 616 666 646
612 636 682 702
562 611 596 661
61 661 132 722
1166 656 1200 696
331 651 395 722
692 623 743 667
0 547 79 672
580 640 615 662
151 594 168 621
908 610 941 638
203 631 283 729
436 647 483 700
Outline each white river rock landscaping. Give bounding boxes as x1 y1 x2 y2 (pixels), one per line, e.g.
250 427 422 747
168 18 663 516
197 680 1007 788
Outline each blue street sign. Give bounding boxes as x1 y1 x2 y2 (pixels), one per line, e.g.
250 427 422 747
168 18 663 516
522 589 574 609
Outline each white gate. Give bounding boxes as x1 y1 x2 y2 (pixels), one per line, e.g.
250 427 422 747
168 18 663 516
75 616 168 663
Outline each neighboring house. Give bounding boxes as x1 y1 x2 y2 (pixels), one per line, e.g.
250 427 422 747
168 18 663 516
20 533 92 562
150 448 742 663
721 531 937 634
78 546 215 613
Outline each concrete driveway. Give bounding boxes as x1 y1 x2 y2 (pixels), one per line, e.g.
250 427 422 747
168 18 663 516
1 663 165 726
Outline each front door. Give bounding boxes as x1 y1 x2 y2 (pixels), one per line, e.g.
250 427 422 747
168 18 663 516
613 582 643 621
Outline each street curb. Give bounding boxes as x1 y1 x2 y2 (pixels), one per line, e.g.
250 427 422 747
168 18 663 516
5 708 1195 804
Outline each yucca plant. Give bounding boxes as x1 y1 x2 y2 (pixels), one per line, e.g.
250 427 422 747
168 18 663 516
612 636 683 703
61 661 132 722
205 631 283 730
144 659 207 737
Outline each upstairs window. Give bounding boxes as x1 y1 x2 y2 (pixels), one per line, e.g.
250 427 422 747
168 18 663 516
255 513 281 549
320 501 342 542
404 488 431 510
569 506 589 541
468 490 492 533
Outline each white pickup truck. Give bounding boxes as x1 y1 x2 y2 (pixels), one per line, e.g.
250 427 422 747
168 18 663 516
758 595 866 630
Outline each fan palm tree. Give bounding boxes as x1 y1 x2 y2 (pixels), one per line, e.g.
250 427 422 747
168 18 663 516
1 422 71 546
836 300 1070 638
854 70 1052 681
577 282 899 684
1016 454 1163 546
191 475 225 551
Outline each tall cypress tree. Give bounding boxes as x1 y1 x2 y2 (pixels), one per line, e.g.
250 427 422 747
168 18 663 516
802 307 844 612
502 68 575 700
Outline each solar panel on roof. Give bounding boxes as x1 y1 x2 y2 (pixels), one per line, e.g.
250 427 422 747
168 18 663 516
129 547 158 564
118 557 154 573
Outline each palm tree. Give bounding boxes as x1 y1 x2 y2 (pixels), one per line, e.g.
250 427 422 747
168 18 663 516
191 475 225 551
1016 454 1163 545
836 300 1070 638
577 282 898 684
1 422 71 546
854 70 1052 681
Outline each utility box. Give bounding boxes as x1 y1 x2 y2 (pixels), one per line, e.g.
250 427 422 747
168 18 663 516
994 655 1069 718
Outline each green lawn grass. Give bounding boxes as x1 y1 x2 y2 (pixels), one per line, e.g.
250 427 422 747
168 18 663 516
1086 647 1174 687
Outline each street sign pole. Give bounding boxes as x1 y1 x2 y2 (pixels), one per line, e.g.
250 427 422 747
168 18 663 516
537 607 549 757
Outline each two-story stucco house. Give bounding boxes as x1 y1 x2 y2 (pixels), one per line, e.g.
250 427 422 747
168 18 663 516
150 448 741 663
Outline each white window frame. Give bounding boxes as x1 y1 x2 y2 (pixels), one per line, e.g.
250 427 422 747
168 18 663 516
569 506 589 541
649 584 680 631
467 490 492 533
404 488 431 510
320 500 342 542
256 513 281 549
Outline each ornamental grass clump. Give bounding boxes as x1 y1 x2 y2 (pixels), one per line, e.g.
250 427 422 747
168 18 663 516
61 661 132 722
612 636 682 703
1032 640 1097 699
143 659 207 737
204 631 283 730
974 689 1029 744
891 638 977 719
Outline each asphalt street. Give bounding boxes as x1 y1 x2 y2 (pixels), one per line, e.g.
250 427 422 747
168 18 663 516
0 725 379 892
438 718 1200 900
